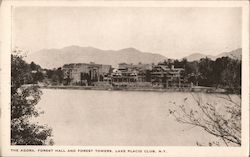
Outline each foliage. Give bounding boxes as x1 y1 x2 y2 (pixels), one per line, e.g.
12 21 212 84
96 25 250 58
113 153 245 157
200 57 241 93
11 51 53 145
44 68 64 85
11 54 32 92
169 94 241 146
11 54 44 87
167 57 241 93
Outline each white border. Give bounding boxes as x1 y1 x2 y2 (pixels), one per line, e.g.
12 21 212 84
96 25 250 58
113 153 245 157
1 1 249 157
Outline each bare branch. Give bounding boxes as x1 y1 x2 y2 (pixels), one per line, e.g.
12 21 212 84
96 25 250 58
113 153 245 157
169 93 241 146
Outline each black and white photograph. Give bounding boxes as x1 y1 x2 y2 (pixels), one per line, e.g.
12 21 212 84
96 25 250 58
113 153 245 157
1 1 249 156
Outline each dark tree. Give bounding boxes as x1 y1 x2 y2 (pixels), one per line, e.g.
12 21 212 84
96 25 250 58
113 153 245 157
45 69 54 79
11 54 32 92
30 61 41 71
51 73 60 85
198 57 214 86
11 51 53 145
56 68 64 83
145 70 151 82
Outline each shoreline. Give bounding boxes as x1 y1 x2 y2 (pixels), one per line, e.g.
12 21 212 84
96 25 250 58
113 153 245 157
40 85 228 94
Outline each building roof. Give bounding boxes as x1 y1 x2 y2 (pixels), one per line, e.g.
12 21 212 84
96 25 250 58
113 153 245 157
63 63 111 69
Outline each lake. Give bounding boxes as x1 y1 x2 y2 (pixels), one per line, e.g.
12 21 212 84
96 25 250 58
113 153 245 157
34 89 238 146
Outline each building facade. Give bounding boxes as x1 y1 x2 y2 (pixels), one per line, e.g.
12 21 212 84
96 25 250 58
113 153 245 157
62 62 112 85
111 63 152 83
62 62 185 88
151 65 184 88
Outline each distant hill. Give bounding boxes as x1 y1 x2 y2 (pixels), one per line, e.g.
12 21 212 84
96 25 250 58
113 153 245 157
216 48 242 60
185 48 242 61
184 53 215 61
25 46 168 69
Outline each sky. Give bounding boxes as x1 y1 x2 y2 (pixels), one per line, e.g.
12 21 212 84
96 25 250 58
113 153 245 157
13 7 242 59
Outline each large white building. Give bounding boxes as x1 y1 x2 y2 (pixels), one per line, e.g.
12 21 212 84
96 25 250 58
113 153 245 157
62 62 112 85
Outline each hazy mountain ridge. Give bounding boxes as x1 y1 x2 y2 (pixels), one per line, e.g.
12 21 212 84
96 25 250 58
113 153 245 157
216 48 242 60
26 46 242 69
185 53 215 61
26 46 168 69
185 48 242 61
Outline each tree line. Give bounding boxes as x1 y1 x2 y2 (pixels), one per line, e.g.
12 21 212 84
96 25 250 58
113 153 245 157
160 57 241 94
10 55 64 86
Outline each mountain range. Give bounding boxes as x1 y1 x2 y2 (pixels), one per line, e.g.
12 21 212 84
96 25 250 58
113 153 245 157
25 46 242 69
25 46 168 69
185 48 242 61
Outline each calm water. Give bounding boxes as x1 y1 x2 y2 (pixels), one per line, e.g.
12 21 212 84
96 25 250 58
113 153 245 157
34 89 235 146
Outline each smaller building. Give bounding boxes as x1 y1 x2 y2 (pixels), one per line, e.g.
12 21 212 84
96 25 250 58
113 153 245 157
111 63 152 83
151 65 184 88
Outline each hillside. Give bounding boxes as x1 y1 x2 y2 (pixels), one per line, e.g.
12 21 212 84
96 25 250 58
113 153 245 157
185 53 215 61
185 48 242 61
25 46 168 69
216 48 242 60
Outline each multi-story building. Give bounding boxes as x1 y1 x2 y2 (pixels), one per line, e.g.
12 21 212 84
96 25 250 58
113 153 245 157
111 63 152 83
62 62 112 85
151 65 184 88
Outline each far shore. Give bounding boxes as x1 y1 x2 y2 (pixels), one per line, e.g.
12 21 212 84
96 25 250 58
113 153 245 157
38 85 229 94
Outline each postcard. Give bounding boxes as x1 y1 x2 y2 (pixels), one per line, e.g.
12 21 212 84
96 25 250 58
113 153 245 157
0 0 249 156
